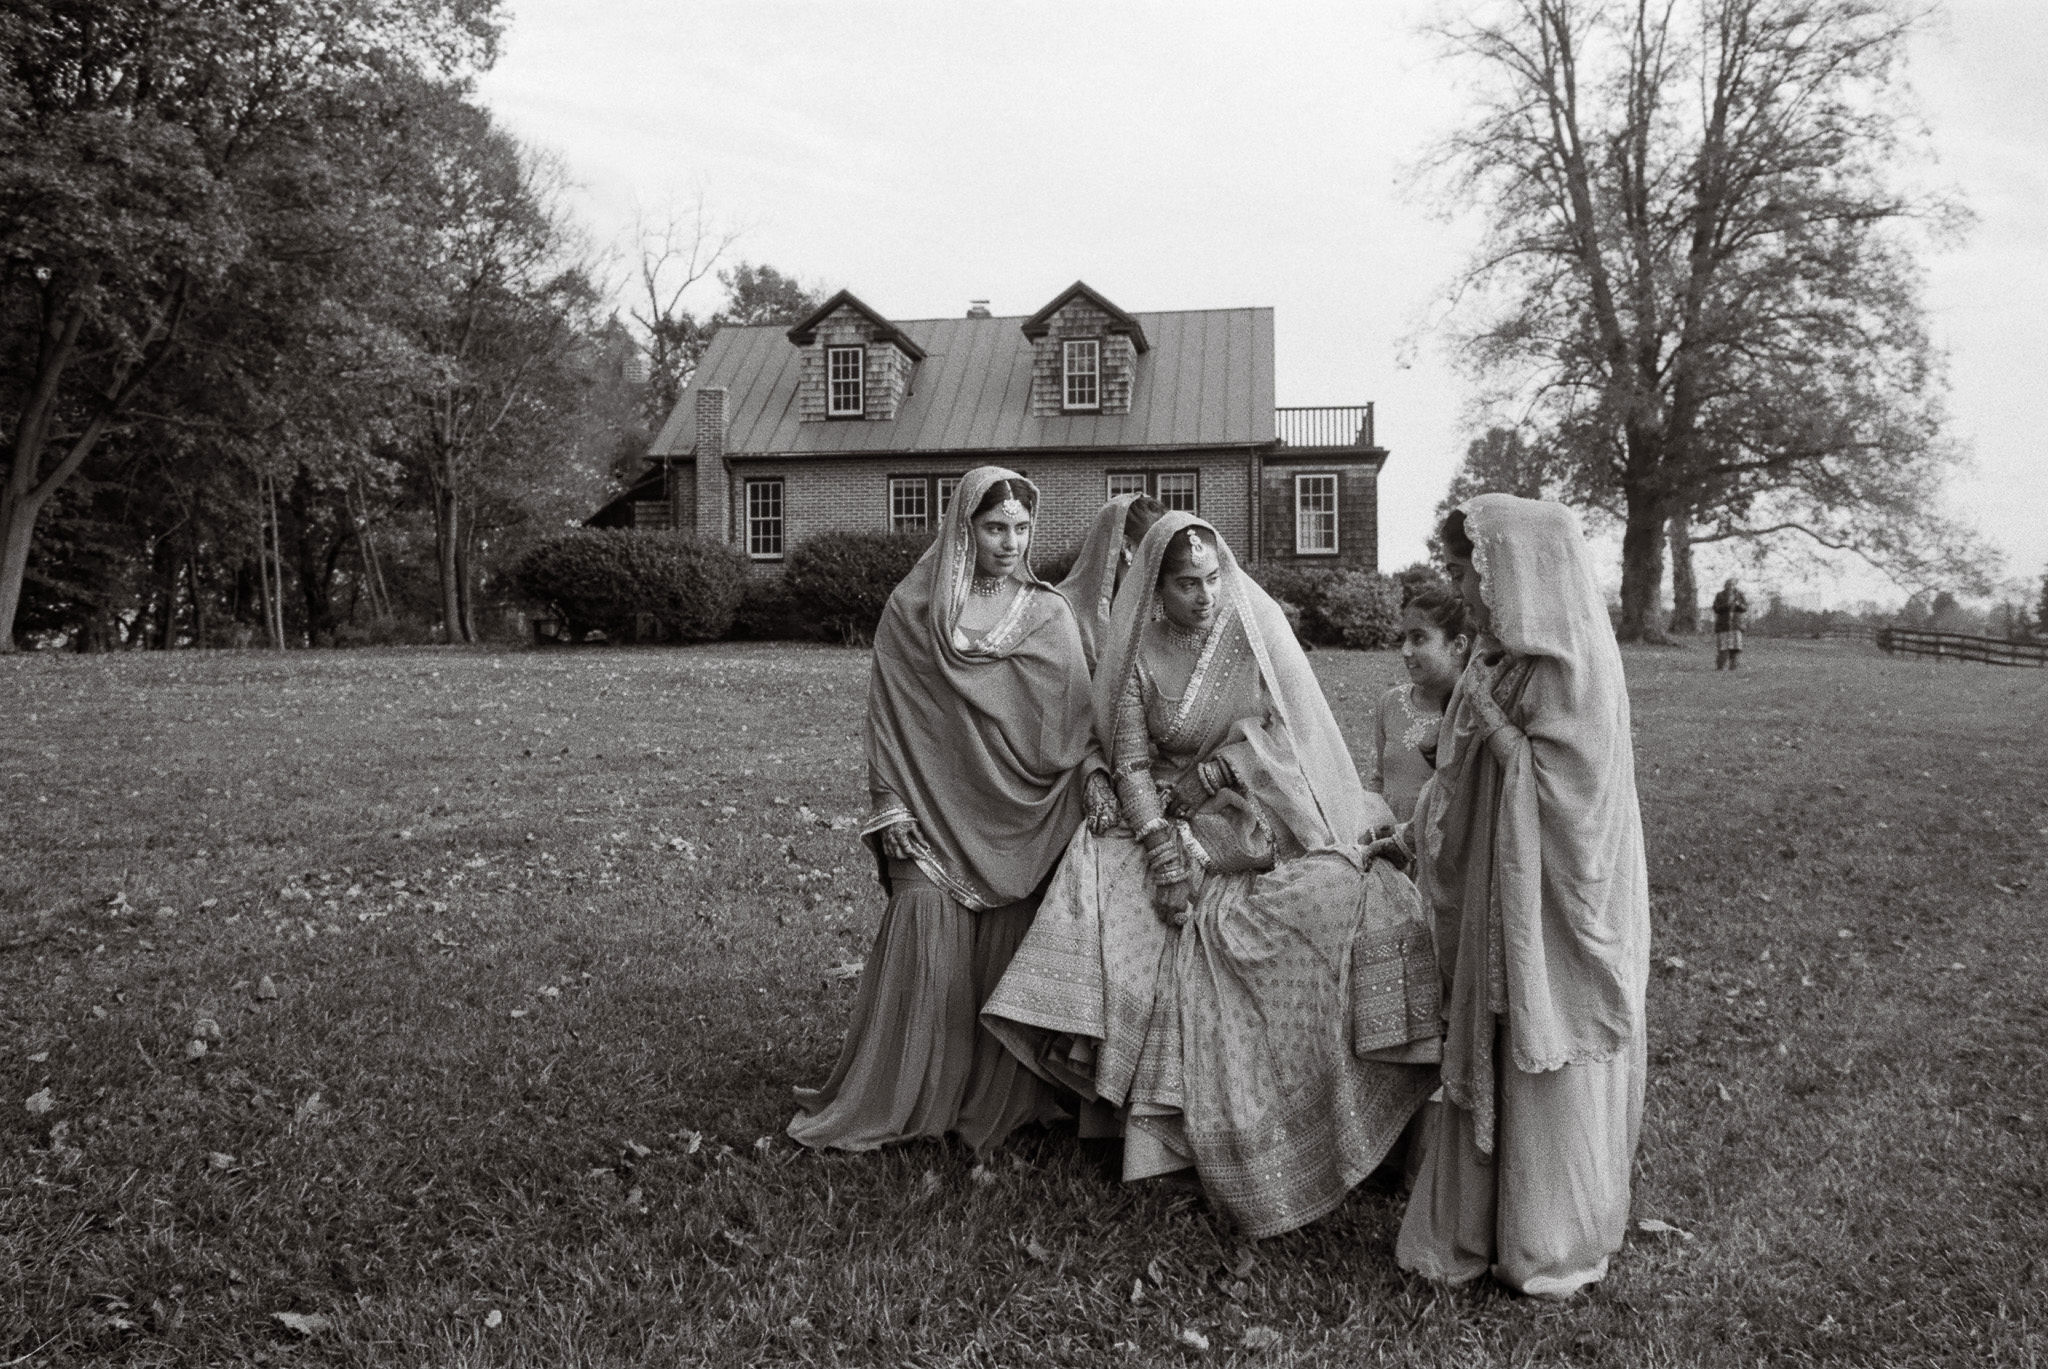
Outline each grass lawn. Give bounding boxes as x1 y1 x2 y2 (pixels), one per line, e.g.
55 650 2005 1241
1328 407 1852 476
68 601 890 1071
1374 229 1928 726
3 638 2045 1367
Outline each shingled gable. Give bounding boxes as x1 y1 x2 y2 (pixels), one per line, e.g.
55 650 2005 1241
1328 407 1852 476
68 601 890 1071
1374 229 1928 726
785 289 928 358
1019 281 1150 352
784 289 927 424
1021 280 1147 416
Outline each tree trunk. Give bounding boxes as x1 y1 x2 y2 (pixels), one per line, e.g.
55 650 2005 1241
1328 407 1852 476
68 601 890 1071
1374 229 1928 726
1616 491 1670 643
433 484 464 643
0 490 35 653
189 546 207 650
1667 513 1699 635
455 507 479 643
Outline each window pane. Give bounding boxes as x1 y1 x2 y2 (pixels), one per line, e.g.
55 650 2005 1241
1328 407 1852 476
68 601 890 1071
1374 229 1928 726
1295 475 1337 554
1063 339 1099 409
747 480 784 557
937 477 960 517
828 346 864 415
889 477 928 533
1106 473 1148 499
1156 472 1198 512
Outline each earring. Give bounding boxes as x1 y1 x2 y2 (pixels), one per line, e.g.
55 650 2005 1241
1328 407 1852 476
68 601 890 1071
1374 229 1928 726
1149 601 1165 623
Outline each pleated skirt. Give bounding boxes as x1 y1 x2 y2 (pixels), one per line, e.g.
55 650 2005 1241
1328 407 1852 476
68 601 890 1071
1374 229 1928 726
788 860 1064 1155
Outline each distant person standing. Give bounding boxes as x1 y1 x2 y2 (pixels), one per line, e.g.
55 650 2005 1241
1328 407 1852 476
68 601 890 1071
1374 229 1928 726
1713 578 1749 670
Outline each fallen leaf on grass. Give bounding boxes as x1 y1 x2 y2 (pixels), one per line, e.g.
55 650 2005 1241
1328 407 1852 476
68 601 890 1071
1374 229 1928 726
969 1163 995 1186
293 1092 327 1125
1661 956 1686 972
25 1088 53 1115
1227 1249 1256 1280
1129 1278 1145 1305
184 1039 208 1060
1024 1237 1053 1264
753 1135 774 1155
675 1130 703 1155
1637 1217 1695 1241
27 1051 47 1063
1715 1082 1733 1103
1146 1257 1167 1287
913 1169 942 1203
271 1311 331 1336
208 1152 236 1169
1994 883 2016 896
255 976 279 1001
194 1018 223 1043
622 1139 652 1159
822 960 864 982
1177 1326 1211 1353
508 1009 528 1019
1241 1326 1283 1352
484 1309 503 1330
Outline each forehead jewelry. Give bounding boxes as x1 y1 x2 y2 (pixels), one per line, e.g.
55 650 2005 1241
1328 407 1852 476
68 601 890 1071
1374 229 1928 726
1186 530 1215 566
998 496 1026 519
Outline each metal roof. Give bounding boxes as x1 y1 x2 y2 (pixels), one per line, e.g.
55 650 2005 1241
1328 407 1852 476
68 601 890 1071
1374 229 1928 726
648 307 1275 458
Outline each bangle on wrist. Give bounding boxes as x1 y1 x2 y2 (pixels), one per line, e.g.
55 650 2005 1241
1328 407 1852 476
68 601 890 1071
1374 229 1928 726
1134 817 1169 842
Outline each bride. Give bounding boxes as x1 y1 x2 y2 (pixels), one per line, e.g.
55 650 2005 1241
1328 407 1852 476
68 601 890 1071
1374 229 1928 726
982 513 1439 1238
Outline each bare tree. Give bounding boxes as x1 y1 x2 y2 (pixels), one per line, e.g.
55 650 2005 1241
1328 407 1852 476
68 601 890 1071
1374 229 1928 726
628 198 740 429
1430 0 1988 640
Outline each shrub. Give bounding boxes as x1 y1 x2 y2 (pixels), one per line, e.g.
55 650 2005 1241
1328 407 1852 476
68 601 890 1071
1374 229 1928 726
1251 565 1404 649
513 528 748 643
729 579 799 640
783 530 933 643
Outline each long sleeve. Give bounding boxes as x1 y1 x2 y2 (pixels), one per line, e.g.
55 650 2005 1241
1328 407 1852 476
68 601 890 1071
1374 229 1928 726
1112 665 1166 837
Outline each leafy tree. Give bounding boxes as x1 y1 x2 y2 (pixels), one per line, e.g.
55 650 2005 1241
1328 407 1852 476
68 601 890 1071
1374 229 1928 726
1429 0 1987 641
0 0 503 650
714 263 827 329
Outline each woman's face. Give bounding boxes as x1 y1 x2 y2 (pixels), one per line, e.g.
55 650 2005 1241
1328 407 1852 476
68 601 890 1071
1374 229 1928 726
1400 608 1470 694
1443 555 1491 633
1158 548 1221 632
973 507 1031 578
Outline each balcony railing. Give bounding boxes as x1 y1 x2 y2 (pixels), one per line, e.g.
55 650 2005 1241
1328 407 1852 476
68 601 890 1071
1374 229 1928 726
1275 404 1375 449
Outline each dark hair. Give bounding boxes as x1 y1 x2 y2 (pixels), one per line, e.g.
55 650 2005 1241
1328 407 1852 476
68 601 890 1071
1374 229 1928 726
1123 495 1166 544
1405 585 1472 645
1438 509 1474 561
971 477 1036 519
1157 525 1215 582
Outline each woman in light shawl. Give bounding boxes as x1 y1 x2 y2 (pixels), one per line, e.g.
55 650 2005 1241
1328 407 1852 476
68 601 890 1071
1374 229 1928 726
1056 493 1166 672
789 467 1095 1155
1393 494 1651 1298
983 513 1439 1238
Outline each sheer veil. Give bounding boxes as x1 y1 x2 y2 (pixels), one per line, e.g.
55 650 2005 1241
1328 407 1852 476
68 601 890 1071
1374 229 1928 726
1094 512 1390 848
1055 493 1140 671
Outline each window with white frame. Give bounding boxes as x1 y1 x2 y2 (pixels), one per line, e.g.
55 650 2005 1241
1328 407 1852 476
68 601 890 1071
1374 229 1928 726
827 345 865 417
1105 470 1199 513
1294 473 1339 555
745 478 785 559
1155 471 1198 512
889 477 930 533
1063 339 1100 410
937 476 961 518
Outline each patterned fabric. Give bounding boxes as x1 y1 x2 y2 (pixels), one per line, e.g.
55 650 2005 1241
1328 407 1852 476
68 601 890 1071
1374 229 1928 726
983 514 1438 1239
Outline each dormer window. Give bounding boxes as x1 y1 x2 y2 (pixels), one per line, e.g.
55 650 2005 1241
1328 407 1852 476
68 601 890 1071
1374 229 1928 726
827 345 865 416
1063 339 1100 411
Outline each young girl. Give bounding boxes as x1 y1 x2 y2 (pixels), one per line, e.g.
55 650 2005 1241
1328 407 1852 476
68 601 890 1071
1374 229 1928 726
1370 587 1473 825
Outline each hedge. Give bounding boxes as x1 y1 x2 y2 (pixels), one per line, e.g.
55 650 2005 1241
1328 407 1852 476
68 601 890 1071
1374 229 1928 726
513 528 748 642
783 530 934 643
1251 565 1404 649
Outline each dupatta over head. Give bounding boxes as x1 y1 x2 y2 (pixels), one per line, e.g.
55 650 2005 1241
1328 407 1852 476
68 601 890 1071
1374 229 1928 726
1055 493 1140 672
1095 512 1391 849
1428 493 1649 1148
862 466 1094 909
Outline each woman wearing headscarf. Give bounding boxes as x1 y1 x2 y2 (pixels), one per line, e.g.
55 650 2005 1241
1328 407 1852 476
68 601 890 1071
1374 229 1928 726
983 513 1439 1238
1056 493 1166 673
1393 494 1651 1298
788 467 1095 1155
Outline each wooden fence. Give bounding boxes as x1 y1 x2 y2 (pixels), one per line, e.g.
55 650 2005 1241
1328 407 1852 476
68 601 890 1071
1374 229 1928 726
1876 626 2048 668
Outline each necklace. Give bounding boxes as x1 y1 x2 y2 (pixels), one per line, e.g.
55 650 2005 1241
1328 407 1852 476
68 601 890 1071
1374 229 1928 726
1161 617 1211 653
970 573 1007 599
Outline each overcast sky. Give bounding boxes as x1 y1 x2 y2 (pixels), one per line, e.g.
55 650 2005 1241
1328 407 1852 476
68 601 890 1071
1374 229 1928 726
476 0 2047 607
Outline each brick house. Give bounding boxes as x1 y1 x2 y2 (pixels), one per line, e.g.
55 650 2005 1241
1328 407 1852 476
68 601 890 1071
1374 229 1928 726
591 282 1388 573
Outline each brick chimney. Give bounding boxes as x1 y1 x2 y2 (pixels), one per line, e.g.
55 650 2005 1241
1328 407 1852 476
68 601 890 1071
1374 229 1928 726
966 299 992 318
693 387 730 543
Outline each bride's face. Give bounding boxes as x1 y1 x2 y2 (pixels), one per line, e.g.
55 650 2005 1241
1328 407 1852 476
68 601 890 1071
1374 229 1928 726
1443 554 1492 633
1158 550 1221 632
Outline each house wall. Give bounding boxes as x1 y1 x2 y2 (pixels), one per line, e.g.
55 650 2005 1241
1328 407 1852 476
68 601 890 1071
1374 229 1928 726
1260 458 1382 573
719 451 1255 576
